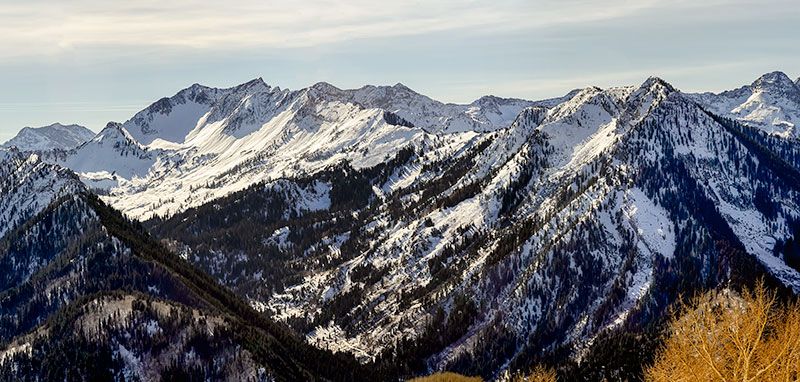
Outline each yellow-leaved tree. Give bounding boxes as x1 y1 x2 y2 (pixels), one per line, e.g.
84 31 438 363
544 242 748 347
512 365 557 382
646 282 800 382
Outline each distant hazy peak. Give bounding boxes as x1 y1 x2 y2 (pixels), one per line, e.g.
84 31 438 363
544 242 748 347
226 77 271 96
1 122 95 151
640 76 676 93
468 94 533 106
310 81 341 93
687 70 800 138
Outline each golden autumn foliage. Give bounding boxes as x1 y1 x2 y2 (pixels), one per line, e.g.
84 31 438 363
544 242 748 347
511 365 557 382
646 282 800 382
408 372 482 382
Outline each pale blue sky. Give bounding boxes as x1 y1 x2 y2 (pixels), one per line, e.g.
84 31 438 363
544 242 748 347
1 0 798 140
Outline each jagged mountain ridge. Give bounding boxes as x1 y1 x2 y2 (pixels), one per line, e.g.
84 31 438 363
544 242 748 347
1 123 95 151
308 81 540 133
140 73 800 379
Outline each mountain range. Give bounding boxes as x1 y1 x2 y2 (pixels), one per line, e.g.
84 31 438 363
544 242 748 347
1 71 799 380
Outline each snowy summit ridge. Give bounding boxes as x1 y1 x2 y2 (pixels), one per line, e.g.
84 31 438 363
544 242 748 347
2 122 95 151
689 70 800 138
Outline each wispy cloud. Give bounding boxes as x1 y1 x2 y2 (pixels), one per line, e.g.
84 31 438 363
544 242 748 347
0 102 145 113
0 0 775 60
429 59 783 103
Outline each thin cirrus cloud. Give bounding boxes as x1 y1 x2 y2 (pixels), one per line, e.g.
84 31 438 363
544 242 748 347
482 61 773 98
0 0 772 59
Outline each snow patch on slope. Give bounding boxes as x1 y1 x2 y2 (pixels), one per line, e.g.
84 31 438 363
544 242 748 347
622 188 676 260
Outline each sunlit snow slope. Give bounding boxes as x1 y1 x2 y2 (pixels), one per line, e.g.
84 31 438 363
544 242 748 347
42 79 539 220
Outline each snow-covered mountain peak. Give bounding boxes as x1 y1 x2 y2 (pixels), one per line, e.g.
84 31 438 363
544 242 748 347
201 80 296 139
541 86 604 121
634 76 675 98
52 121 155 187
101 121 122 130
176 83 221 104
353 83 426 104
307 82 361 104
540 85 640 128
94 121 136 143
470 94 509 106
123 83 228 145
307 82 417 104
119 78 274 146
530 78 673 168
748 71 800 106
751 71 798 94
1 122 95 151
688 71 800 138
619 77 677 122
468 94 537 112
82 122 153 160
309 81 342 95
303 81 535 133
462 95 538 130
392 82 412 91
49 122 83 130
229 77 271 94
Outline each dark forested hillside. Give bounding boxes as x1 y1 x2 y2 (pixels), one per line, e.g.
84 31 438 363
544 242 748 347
0 192 372 381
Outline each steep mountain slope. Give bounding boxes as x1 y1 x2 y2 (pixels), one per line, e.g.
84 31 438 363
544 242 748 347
1 123 95 151
690 71 800 138
0 147 84 238
146 74 800 380
0 158 372 380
